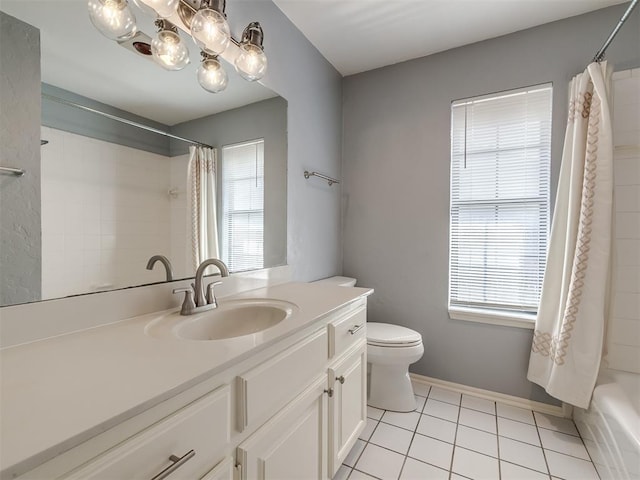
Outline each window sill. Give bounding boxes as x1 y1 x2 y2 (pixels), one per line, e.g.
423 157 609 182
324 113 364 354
448 306 536 330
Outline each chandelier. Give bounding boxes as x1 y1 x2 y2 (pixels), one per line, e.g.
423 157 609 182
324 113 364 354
87 0 267 93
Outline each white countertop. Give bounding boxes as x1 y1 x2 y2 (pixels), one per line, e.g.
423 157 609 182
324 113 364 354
0 282 372 478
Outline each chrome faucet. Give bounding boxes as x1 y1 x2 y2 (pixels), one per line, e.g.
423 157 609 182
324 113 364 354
146 255 174 281
173 258 229 315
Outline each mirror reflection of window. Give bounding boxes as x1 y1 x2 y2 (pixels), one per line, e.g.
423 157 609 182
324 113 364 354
220 140 265 272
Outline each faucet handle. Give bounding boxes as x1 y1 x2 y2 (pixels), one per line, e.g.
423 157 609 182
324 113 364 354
206 281 223 306
173 287 196 315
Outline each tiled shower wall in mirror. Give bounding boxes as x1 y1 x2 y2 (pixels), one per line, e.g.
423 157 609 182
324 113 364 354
40 126 190 299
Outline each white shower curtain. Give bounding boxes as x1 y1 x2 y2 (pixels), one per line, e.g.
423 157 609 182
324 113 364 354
527 62 614 409
187 145 219 271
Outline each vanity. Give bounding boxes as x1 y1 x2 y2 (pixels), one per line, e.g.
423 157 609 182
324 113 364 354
0 282 372 480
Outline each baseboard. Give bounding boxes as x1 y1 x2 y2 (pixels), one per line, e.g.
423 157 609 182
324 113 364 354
409 373 566 418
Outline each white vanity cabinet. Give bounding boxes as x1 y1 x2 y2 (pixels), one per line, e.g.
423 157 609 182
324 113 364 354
11 293 370 480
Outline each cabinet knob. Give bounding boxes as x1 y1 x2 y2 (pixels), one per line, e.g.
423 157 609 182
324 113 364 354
150 449 196 480
324 388 334 398
348 324 364 335
336 375 345 384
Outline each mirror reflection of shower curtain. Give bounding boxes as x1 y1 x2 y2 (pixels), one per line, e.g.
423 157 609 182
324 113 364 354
187 145 220 271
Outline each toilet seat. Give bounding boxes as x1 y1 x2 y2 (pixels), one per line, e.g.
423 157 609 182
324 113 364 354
367 322 422 348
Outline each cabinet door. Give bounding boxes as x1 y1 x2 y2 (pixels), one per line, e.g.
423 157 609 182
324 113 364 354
328 343 367 477
236 376 327 480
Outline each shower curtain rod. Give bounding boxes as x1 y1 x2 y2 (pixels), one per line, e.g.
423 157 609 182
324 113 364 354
41 93 214 149
592 0 638 62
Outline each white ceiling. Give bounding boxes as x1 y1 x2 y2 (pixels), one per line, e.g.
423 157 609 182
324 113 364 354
272 0 627 76
1 1 277 125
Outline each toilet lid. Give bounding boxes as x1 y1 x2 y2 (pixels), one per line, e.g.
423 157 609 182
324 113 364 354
367 322 422 347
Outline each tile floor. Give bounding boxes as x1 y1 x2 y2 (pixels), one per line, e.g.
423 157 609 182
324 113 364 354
334 382 600 480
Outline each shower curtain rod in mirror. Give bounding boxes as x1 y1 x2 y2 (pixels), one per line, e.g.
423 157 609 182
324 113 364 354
592 0 638 62
41 93 214 149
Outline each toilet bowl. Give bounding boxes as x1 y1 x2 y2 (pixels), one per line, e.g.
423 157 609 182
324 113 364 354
312 276 424 412
367 322 424 412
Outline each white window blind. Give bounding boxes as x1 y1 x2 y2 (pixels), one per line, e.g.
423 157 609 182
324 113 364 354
221 139 264 272
449 85 552 315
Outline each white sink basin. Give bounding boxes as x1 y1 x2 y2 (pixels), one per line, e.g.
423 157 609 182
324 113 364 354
145 299 298 341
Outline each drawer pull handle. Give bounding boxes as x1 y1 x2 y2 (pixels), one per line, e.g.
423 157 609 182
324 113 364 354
336 375 345 384
348 324 364 335
150 449 196 480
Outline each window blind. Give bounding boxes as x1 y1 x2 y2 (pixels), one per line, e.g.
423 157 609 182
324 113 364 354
221 139 264 272
449 85 552 314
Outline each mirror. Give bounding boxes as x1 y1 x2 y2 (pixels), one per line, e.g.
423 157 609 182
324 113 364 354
0 1 287 307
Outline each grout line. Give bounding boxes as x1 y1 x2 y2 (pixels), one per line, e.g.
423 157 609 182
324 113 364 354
494 400 502 480
570 418 603 480
533 409 553 478
447 389 463 479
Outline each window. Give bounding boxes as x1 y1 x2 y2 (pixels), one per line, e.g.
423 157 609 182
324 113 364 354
220 139 264 272
449 85 552 325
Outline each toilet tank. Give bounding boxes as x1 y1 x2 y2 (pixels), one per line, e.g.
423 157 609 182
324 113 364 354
313 276 357 287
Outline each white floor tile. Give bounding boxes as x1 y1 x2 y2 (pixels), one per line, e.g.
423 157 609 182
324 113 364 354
450 475 470 480
458 408 497 434
498 437 548 474
416 414 457 444
367 405 385 420
455 425 498 458
533 412 579 436
355 443 405 480
497 416 541 446
399 457 449 480
545 450 600 480
500 461 549 480
538 428 590 460
452 447 500 479
423 398 460 422
349 470 379 480
412 381 431 398
415 395 426 412
382 410 421 432
428 387 461 405
332 464 352 480
369 422 414 455
461 395 495 414
497 403 535 425
359 418 378 441
408 433 454 470
344 439 366 467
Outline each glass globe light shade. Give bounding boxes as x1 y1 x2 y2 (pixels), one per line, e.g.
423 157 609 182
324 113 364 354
88 0 137 41
234 43 267 81
151 30 190 70
190 8 230 55
197 57 228 93
130 0 178 19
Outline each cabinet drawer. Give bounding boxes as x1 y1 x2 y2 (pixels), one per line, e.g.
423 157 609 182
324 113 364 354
64 386 231 480
328 305 366 359
237 328 327 432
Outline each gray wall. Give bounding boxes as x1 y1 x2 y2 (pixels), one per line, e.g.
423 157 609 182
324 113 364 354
342 5 640 402
0 12 42 305
225 1 344 281
42 84 171 156
171 96 288 268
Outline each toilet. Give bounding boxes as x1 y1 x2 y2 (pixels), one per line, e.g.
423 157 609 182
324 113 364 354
313 276 424 412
